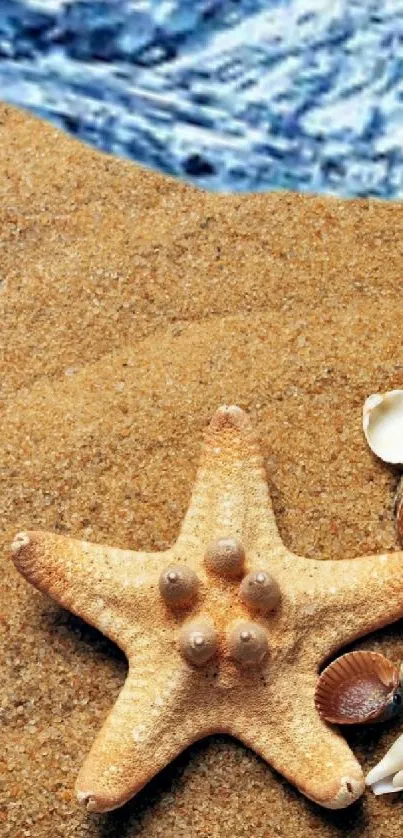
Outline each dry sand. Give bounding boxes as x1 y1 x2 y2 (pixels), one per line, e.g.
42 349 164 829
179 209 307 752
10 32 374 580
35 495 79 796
1 102 403 837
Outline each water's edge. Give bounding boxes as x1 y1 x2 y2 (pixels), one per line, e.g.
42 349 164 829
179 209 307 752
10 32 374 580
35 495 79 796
1 0 402 198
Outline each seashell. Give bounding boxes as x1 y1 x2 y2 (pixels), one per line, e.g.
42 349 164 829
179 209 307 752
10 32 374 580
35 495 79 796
366 732 403 794
363 390 403 465
395 476 403 544
315 651 402 725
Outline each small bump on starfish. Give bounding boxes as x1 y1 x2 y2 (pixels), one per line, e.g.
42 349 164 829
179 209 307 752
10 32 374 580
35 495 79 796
208 404 250 432
204 536 245 578
240 570 281 613
178 618 218 666
158 565 199 607
227 620 269 667
10 531 30 555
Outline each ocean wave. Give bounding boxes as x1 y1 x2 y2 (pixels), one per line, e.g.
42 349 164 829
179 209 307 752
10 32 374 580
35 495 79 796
0 0 402 198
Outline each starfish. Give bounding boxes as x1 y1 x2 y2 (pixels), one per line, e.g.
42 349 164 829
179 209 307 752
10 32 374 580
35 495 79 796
11 405 403 813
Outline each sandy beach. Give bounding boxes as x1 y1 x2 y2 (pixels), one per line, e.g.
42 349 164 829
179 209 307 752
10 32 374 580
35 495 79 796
2 102 403 837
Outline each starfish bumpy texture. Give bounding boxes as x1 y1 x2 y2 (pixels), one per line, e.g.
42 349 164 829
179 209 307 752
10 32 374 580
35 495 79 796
11 406 403 812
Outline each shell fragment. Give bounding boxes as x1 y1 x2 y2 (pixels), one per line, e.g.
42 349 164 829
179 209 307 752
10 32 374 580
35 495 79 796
366 733 403 796
363 390 403 465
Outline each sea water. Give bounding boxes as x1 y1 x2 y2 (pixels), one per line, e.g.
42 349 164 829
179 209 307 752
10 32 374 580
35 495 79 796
0 0 402 198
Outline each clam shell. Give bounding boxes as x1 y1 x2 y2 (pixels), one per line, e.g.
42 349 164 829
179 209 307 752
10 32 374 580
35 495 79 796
315 651 400 725
363 390 403 465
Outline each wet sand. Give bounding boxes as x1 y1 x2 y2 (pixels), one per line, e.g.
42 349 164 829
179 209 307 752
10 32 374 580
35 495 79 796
1 103 403 837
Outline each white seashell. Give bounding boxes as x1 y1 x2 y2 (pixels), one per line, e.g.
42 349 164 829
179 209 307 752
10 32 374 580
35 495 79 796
370 775 402 795
363 390 403 465
366 733 403 795
393 769 403 788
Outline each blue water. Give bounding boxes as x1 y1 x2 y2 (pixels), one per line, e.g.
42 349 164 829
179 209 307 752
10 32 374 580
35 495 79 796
0 0 403 198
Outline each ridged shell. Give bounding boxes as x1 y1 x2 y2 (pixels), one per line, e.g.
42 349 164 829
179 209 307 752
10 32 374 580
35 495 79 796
395 476 403 544
315 651 400 725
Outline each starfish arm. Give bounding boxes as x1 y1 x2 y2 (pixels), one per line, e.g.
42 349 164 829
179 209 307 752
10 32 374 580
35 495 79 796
75 661 198 813
229 674 365 810
307 551 403 663
177 405 284 556
10 529 163 647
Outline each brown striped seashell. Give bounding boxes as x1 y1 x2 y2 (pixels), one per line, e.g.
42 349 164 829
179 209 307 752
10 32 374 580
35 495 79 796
395 476 403 544
315 651 403 725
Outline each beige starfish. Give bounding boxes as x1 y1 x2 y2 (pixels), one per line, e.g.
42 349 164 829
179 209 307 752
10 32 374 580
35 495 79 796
11 405 403 813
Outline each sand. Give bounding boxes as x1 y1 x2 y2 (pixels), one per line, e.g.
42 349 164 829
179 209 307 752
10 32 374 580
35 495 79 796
1 102 403 837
